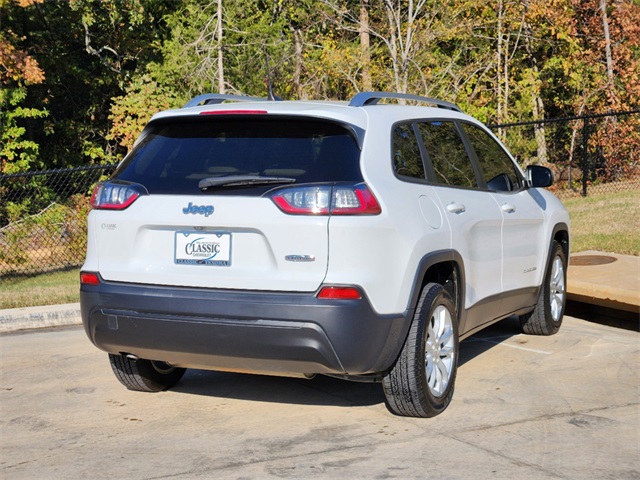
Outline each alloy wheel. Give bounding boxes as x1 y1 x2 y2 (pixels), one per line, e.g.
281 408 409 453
425 305 455 397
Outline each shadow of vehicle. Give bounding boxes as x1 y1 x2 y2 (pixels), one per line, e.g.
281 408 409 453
458 316 523 367
565 301 638 332
171 317 524 409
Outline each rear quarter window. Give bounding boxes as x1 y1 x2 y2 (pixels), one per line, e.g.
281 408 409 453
392 123 425 180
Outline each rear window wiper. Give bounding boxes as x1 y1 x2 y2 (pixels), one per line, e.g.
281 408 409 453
199 175 296 190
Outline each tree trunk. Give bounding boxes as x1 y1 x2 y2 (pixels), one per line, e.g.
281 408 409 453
384 3 402 93
359 0 372 91
496 0 504 139
294 29 305 99
532 94 548 164
503 33 509 122
216 0 225 94
600 0 615 101
401 0 415 95
524 21 548 165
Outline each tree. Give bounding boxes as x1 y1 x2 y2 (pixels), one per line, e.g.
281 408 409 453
1 0 180 169
0 2 48 174
108 74 182 150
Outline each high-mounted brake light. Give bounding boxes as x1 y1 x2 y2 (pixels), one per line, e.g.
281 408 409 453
90 182 148 210
271 184 381 216
317 286 362 300
200 110 268 115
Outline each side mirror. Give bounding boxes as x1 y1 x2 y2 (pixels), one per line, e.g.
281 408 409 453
526 165 554 188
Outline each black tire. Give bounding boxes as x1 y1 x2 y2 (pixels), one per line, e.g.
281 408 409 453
108 353 186 392
520 240 567 336
382 283 459 418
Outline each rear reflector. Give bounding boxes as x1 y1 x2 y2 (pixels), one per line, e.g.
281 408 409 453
200 110 268 115
317 286 362 300
80 272 100 286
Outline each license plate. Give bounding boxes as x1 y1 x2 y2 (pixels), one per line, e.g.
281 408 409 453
175 232 231 266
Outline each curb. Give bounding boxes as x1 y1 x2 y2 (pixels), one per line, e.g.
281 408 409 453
0 303 81 333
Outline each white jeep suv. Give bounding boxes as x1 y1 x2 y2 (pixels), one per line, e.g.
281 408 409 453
81 92 569 418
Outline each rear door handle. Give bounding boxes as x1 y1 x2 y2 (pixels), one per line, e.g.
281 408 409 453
501 203 516 213
446 203 466 214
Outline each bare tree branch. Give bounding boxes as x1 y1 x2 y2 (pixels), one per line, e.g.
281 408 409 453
82 21 121 74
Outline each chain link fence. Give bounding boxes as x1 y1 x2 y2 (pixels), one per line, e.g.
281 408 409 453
490 110 640 200
0 164 116 278
1 111 638 278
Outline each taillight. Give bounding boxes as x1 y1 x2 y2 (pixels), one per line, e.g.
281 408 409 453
317 286 362 300
271 184 381 215
90 181 148 210
80 272 100 285
331 185 381 215
272 186 331 214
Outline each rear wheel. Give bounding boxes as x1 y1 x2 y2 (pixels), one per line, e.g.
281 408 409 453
520 240 567 335
382 283 459 418
108 353 186 392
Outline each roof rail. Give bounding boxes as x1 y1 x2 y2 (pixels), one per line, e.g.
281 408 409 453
183 93 268 108
349 92 462 112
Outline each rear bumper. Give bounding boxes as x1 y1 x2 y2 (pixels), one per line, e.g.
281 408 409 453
80 279 411 376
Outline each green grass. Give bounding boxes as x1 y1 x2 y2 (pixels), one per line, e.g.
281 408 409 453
563 189 640 255
0 269 80 310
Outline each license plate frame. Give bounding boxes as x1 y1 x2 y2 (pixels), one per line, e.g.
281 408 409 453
174 231 232 266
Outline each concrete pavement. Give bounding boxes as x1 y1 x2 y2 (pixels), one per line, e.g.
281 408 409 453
568 251 639 314
0 250 637 333
1 315 638 479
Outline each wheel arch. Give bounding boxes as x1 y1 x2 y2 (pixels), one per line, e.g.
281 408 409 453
406 250 466 328
379 251 466 379
552 223 570 257
544 223 570 283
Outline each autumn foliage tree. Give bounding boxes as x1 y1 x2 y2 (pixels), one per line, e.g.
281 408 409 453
0 1 48 174
572 0 640 181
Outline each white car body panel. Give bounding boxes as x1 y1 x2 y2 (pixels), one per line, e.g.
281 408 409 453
492 190 546 292
433 186 504 307
88 195 330 292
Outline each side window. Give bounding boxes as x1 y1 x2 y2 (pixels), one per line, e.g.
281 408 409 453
392 123 425 180
462 123 521 191
418 121 477 188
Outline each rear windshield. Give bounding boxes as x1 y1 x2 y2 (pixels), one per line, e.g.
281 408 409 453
113 116 363 194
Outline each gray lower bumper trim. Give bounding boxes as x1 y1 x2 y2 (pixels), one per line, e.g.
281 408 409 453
81 280 411 376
